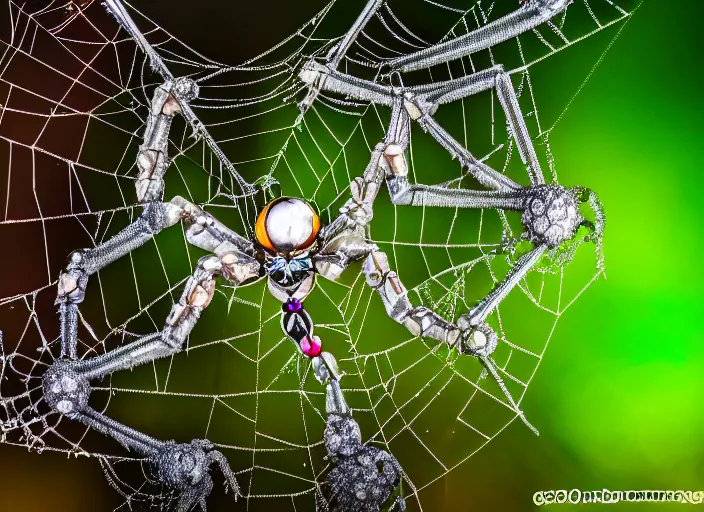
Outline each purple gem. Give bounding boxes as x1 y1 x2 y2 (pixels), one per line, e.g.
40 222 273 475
283 298 302 313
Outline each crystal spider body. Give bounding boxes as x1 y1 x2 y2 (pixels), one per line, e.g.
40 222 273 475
2 0 606 510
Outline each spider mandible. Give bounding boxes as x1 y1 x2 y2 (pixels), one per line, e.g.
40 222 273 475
32 0 605 511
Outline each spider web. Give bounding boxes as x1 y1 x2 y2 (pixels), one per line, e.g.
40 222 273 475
0 0 636 510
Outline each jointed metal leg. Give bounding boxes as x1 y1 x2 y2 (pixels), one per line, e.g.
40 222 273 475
461 244 547 327
298 0 386 116
45 256 239 510
136 78 199 202
57 71 204 360
362 250 538 435
387 0 572 73
315 97 410 280
495 71 544 184
321 378 405 512
103 0 254 198
55 194 260 362
328 0 385 68
55 201 183 359
299 62 531 192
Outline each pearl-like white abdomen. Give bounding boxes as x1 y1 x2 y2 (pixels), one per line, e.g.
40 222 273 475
256 197 320 253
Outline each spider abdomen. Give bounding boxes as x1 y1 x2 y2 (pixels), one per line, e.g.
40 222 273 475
255 197 320 254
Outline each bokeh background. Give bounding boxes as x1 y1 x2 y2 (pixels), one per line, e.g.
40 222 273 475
1 0 703 511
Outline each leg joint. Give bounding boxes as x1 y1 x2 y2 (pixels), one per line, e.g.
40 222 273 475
42 361 91 416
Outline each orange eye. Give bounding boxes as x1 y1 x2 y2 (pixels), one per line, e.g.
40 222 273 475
255 201 276 252
255 198 320 254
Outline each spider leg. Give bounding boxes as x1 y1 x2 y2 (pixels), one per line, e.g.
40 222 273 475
304 62 587 246
56 196 258 359
56 200 182 359
415 66 545 185
319 377 406 512
315 97 409 280
299 62 522 191
387 0 572 73
461 243 548 327
137 78 199 202
298 0 385 116
362 249 538 434
329 0 385 68
58 60 242 358
300 61 396 108
279 297 406 512
44 255 241 508
103 0 253 197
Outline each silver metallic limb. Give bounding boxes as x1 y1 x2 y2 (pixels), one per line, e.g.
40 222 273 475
495 71 544 184
298 0 385 116
49 399 239 511
363 251 461 348
171 196 257 258
299 63 522 192
316 99 410 281
412 65 546 185
408 67 533 191
323 381 405 511
137 78 199 202
362 249 538 434
388 180 526 208
387 0 572 73
166 196 263 287
56 196 260 361
70 256 221 379
44 257 239 509
55 201 183 359
479 352 538 436
329 0 384 68
461 244 548 327
76 406 239 507
279 303 405 510
300 61 396 108
103 0 254 197
415 113 521 192
412 65 501 104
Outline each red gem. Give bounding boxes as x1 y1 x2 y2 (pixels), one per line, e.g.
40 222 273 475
300 336 322 358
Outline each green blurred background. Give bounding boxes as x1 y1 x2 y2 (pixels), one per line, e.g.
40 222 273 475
1 0 703 511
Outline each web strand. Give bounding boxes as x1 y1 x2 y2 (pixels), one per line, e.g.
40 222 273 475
0 0 634 509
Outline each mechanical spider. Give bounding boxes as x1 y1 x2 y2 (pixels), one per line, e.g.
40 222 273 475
13 0 605 511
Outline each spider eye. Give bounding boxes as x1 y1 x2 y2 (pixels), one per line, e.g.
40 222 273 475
255 197 320 254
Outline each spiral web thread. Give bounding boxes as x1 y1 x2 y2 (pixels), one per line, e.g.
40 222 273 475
0 0 635 510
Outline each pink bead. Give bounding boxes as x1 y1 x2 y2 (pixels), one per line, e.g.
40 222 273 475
300 336 322 358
